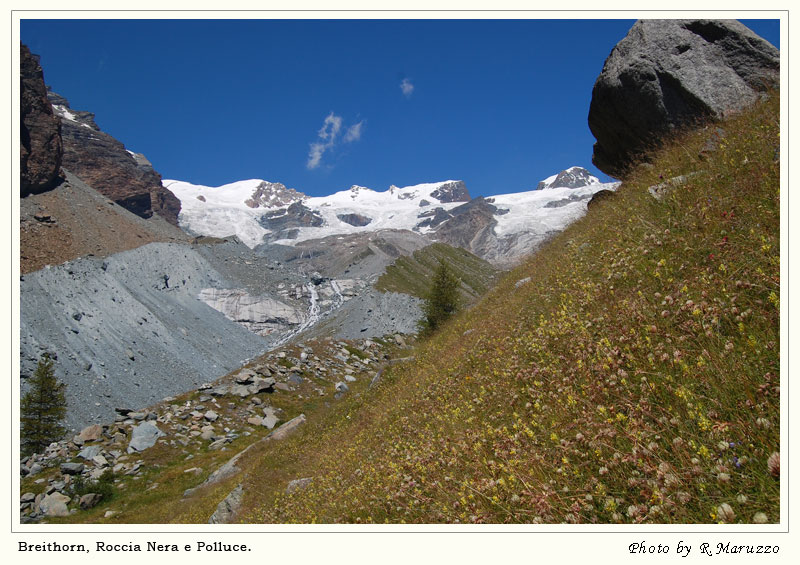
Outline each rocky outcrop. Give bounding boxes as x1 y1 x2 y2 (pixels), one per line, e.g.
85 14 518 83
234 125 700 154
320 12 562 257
208 484 243 524
588 19 779 177
20 43 63 195
337 213 372 227
415 207 453 230
244 181 305 208
432 197 499 255
430 180 471 203
197 288 303 335
47 90 181 225
258 201 324 239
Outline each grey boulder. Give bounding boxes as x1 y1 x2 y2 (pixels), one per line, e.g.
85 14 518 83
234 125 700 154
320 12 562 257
60 462 85 475
78 445 102 460
39 492 70 517
588 19 779 177
127 421 164 453
79 493 103 510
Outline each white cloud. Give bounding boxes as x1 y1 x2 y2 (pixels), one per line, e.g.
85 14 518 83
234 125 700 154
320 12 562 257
400 77 414 98
307 112 342 170
306 113 364 170
344 120 364 143
318 112 342 141
306 142 326 170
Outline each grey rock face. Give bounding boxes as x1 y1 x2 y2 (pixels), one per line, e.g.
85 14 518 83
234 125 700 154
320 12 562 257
20 241 271 430
432 197 499 256
244 181 305 209
588 19 779 177
415 207 453 229
337 213 372 227
430 180 471 203
258 201 324 238
197 288 303 335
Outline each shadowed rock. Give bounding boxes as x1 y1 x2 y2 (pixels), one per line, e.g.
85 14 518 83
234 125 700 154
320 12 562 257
587 189 616 208
20 43 63 195
337 213 372 227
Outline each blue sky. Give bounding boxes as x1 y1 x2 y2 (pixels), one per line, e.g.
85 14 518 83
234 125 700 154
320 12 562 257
21 19 780 198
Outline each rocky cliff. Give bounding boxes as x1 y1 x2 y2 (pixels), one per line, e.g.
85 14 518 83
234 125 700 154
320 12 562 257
20 43 63 196
588 19 779 177
47 90 181 225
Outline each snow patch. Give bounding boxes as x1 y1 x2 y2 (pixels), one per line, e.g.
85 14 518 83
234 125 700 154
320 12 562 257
52 104 78 122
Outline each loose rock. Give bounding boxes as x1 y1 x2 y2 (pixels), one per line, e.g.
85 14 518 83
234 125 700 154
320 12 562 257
127 421 164 453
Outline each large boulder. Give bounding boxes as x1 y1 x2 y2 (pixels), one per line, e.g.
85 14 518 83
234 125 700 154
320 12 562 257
20 43 63 195
38 492 71 517
588 20 779 177
127 421 164 453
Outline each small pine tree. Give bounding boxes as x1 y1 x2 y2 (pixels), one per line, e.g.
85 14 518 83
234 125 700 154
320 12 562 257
21 354 67 456
420 259 461 334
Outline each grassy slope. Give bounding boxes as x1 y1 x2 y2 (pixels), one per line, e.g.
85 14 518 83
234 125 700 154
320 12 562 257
375 242 498 301
229 95 779 524
54 95 777 525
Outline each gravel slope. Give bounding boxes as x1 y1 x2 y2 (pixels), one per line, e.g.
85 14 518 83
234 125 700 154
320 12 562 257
20 242 270 431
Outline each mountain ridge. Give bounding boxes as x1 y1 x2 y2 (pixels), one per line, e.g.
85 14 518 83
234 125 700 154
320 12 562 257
164 167 617 266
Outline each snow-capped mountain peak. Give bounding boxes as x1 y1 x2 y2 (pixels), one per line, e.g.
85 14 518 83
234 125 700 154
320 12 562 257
536 166 600 190
163 169 618 265
347 185 373 199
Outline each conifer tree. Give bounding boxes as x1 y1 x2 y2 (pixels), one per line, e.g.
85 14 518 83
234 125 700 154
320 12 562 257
21 354 67 456
420 259 461 334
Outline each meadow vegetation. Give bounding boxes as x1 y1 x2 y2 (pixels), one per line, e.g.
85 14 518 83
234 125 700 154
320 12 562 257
42 94 779 524
238 94 780 524
375 242 497 301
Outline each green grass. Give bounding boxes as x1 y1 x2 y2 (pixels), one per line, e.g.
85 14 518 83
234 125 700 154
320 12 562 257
375 242 498 302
